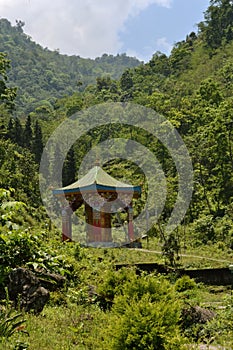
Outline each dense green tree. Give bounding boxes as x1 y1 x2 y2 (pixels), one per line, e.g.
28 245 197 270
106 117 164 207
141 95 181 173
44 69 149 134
120 72 134 101
32 120 43 164
100 271 182 350
0 52 16 109
13 117 23 146
149 51 170 76
7 117 23 145
6 117 14 140
23 115 33 149
169 40 193 74
199 0 233 49
0 139 40 205
39 147 51 185
52 144 63 186
96 76 112 92
15 19 25 33
198 79 223 106
62 145 76 186
120 69 133 91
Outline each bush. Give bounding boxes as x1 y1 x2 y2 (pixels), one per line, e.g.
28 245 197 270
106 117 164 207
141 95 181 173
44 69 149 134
96 267 135 310
175 275 197 293
99 272 185 349
106 295 183 350
0 231 41 268
192 215 215 244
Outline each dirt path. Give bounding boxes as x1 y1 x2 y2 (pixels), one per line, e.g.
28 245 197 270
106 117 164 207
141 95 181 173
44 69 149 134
133 248 232 264
188 345 231 350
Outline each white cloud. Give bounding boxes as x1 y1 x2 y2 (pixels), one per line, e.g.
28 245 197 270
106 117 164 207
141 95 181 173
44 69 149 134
126 38 172 63
155 37 173 54
0 0 173 57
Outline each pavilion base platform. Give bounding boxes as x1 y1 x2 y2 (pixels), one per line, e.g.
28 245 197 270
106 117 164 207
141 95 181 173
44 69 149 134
82 241 121 248
81 238 142 249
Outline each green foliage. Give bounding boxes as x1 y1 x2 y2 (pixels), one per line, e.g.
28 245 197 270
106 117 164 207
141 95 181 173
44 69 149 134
189 214 233 246
201 293 233 346
120 69 134 91
169 40 193 74
0 51 16 109
175 276 197 293
13 118 23 146
0 140 40 206
0 187 32 231
0 19 140 113
199 0 233 49
0 231 41 268
198 78 223 106
0 295 27 342
100 272 184 350
1 199 27 229
148 51 170 76
109 297 183 350
55 92 83 117
62 145 76 186
0 228 80 283
32 120 43 164
162 233 180 267
22 115 32 150
0 6 233 348
96 268 132 309
192 215 216 244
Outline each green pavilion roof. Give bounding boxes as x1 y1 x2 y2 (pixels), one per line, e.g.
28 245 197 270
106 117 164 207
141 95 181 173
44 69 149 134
53 166 141 195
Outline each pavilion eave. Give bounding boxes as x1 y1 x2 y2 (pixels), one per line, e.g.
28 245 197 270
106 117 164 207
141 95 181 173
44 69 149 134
53 183 141 197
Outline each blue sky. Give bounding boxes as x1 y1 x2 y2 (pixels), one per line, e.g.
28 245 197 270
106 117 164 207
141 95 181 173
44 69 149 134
120 0 210 60
0 0 210 62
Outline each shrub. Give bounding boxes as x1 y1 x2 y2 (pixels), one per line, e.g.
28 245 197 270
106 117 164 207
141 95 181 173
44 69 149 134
100 272 185 349
175 275 197 293
96 267 135 309
103 291 184 349
0 231 41 268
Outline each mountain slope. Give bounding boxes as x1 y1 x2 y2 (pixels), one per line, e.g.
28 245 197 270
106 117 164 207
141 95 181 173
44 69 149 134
0 18 141 113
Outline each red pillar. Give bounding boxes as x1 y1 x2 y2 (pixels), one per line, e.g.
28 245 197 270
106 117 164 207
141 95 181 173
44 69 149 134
62 206 72 241
93 209 101 241
128 203 134 241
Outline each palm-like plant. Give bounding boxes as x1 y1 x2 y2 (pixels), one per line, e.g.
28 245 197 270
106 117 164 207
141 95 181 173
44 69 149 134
0 292 27 341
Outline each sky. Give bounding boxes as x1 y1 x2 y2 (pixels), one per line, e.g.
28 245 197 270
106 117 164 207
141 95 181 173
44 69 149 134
0 0 210 62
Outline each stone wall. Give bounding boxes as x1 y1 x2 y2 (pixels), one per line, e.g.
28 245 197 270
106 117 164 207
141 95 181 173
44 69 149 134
116 263 233 285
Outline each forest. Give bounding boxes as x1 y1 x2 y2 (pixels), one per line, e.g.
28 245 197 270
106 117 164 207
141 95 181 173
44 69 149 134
0 0 233 349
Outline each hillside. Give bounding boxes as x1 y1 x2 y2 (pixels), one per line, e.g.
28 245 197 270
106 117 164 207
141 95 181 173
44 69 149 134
1 1 233 240
0 1 233 348
0 18 141 113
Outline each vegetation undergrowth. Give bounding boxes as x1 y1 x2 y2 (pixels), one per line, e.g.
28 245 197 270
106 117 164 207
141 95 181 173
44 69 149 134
1 0 233 348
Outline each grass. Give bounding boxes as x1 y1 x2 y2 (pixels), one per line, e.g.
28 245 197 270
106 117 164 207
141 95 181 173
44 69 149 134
140 237 233 268
0 304 108 350
1 284 231 350
0 237 232 350
79 237 233 268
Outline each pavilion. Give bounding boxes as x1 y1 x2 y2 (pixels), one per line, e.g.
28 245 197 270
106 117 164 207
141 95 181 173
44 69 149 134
53 165 141 246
